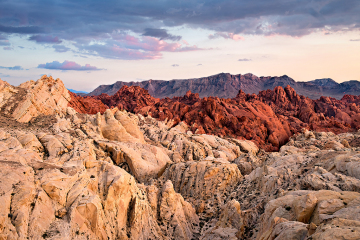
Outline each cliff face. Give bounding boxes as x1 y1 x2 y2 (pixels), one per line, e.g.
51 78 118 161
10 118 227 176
87 73 360 99
72 84 360 151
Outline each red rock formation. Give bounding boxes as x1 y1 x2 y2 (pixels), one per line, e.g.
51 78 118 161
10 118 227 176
68 85 360 151
96 85 160 112
68 91 108 114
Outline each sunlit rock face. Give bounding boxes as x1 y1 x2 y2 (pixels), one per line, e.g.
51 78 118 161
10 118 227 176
0 75 71 122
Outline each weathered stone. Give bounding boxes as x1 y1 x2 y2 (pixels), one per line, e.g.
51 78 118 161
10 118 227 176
6 76 71 122
97 140 171 182
161 160 242 216
3 76 360 240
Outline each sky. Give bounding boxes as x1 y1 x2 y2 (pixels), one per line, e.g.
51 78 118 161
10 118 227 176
0 0 359 92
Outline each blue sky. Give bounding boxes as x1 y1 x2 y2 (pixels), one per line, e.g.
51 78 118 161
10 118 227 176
0 0 359 91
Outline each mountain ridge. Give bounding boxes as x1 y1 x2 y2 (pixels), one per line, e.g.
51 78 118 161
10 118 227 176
87 73 360 99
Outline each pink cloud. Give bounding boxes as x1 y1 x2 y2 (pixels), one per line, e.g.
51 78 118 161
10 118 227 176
121 35 182 52
114 33 203 52
78 33 205 60
229 33 244 41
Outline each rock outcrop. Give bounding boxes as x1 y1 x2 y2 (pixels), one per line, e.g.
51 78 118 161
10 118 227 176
0 75 71 122
0 110 200 239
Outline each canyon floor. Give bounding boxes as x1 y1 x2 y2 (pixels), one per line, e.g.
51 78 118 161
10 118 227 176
1 76 360 239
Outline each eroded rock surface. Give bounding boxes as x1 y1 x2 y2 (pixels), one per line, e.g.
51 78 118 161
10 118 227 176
0 75 71 122
2 77 360 240
3 106 360 239
0 112 200 239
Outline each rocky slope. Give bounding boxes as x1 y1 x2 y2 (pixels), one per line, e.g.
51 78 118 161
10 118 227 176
72 84 360 151
0 75 71 122
1 76 360 240
87 73 360 99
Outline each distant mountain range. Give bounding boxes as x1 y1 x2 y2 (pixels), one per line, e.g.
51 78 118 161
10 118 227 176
87 73 360 99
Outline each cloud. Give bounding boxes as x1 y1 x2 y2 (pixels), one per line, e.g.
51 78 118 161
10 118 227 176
0 40 10 46
0 34 10 46
111 34 198 52
0 66 23 70
0 25 44 34
350 39 360 41
52 45 70 52
174 45 204 52
238 58 251 61
77 43 162 60
209 32 244 41
38 61 102 71
171 64 179 67
142 28 181 41
29 35 62 44
0 0 360 56
76 34 203 60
